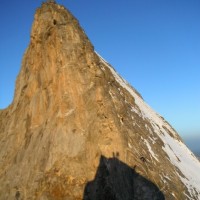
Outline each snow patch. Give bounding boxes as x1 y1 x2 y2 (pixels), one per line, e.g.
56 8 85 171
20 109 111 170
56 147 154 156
143 139 159 162
160 132 200 197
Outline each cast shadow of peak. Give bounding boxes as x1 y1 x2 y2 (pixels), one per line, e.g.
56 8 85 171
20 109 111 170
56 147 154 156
83 154 165 200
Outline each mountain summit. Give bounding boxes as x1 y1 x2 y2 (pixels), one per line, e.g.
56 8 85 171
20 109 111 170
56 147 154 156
0 2 200 200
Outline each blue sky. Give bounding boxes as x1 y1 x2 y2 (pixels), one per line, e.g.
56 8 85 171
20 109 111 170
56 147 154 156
0 0 199 147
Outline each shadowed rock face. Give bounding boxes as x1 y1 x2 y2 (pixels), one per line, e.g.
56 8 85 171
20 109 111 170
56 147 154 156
0 2 200 200
84 155 165 200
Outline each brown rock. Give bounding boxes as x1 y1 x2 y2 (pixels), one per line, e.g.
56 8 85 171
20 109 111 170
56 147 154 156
0 2 200 200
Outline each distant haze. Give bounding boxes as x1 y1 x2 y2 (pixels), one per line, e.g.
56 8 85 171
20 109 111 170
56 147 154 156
183 135 200 154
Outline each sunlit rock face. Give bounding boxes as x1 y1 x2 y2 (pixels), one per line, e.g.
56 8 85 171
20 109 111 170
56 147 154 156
0 2 200 200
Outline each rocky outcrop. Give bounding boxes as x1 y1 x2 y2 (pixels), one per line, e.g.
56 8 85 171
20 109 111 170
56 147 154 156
0 2 200 199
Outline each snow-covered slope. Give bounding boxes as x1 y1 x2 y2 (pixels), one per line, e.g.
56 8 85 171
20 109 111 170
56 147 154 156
97 52 200 199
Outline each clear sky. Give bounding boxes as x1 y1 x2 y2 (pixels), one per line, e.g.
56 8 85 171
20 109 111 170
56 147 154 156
0 0 199 146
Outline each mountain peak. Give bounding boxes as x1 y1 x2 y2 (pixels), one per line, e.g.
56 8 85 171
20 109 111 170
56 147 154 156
12 2 96 118
0 2 200 200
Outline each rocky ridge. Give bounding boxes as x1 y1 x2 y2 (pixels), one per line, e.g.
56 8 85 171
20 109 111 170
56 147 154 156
0 2 200 200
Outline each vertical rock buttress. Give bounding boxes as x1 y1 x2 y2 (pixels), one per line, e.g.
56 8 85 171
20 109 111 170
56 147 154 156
0 3 125 199
0 2 200 200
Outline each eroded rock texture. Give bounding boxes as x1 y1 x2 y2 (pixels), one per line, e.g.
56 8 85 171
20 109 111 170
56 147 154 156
0 2 200 200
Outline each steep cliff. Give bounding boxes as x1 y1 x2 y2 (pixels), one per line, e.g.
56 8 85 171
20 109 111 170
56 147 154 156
0 2 200 200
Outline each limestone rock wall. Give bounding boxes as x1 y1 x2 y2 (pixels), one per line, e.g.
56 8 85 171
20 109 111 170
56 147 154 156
0 2 200 200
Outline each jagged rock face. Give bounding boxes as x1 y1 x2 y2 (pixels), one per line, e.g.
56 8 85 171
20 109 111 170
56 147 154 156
0 2 200 200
